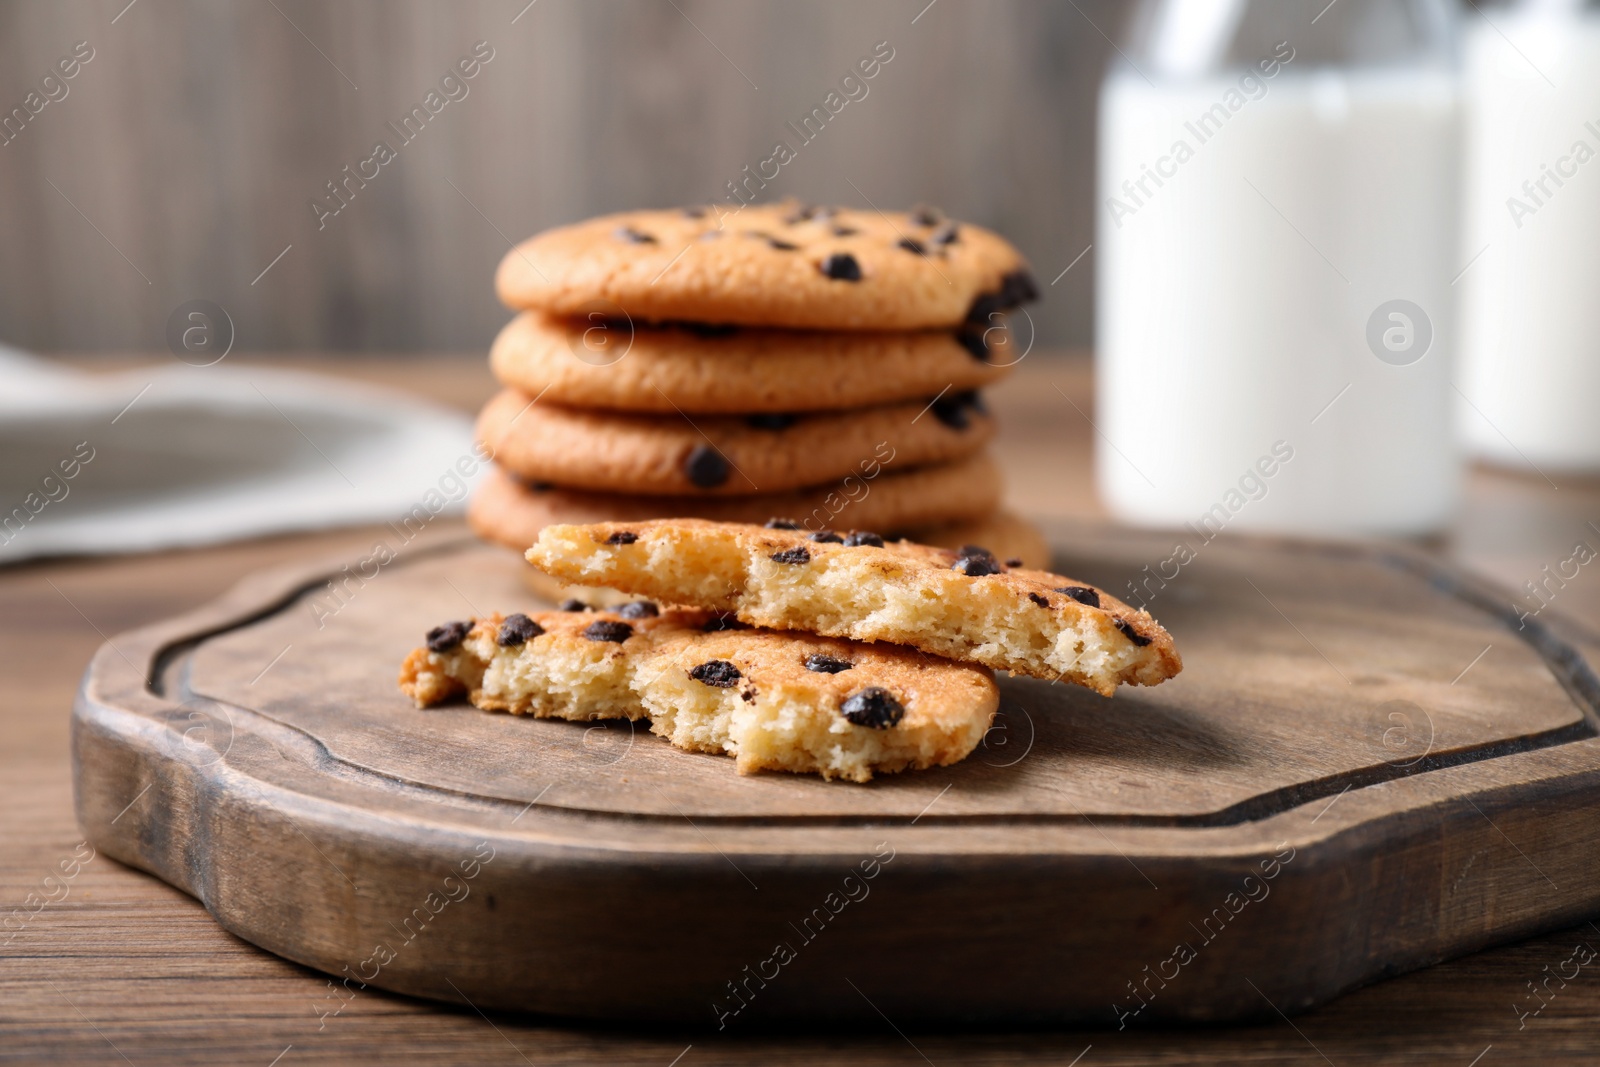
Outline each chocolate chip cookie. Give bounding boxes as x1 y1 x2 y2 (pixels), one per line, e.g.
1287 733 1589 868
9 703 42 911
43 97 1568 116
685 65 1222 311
524 519 1182 695
488 311 1016 414
477 388 993 496
494 202 1039 330
399 608 998 782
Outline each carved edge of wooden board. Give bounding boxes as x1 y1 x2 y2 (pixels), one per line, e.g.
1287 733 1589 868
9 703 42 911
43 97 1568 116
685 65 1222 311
70 529 1600 1025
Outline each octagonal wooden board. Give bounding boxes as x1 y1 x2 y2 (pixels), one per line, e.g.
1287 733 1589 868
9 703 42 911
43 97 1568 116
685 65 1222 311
71 523 1600 1028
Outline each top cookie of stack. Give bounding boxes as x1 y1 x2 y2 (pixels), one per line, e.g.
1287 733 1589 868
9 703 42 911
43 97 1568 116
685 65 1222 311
470 201 1046 589
495 202 1039 330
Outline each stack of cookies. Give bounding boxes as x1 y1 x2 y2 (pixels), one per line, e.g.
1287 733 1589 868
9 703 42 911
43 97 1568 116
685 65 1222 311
468 201 1046 598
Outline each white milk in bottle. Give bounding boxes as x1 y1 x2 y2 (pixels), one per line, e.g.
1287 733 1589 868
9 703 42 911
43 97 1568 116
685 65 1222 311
1459 0 1600 472
1096 0 1462 537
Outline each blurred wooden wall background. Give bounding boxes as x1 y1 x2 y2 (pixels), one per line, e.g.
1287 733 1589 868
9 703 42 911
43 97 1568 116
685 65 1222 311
0 0 1128 354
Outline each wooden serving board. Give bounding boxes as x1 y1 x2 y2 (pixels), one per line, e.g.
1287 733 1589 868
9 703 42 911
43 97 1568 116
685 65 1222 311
72 525 1600 1028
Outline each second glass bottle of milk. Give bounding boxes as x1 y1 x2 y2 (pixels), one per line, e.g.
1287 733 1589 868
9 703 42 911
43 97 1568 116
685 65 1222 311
1096 0 1461 537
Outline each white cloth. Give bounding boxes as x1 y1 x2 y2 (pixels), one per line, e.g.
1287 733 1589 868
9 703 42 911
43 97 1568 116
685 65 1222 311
0 346 480 564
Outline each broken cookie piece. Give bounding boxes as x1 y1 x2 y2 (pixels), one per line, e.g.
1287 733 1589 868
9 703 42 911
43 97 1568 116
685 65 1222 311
524 519 1182 696
399 608 998 783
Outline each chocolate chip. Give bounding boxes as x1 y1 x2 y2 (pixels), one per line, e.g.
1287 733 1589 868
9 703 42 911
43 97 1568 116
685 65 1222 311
682 206 707 218
898 237 927 256
689 660 742 688
603 530 638 545
841 687 905 729
702 612 749 632
741 686 757 703
932 223 960 245
617 601 659 619
955 328 989 361
746 413 797 431
560 598 590 612
820 252 862 281
932 390 985 429
679 321 740 338
805 653 854 674
1006 558 1024 568
1001 269 1041 306
810 530 844 543
528 480 554 492
765 518 803 530
583 620 633 643
783 204 818 224
831 225 859 237
1056 586 1101 608
684 444 730 488
966 292 1005 324
616 225 657 244
426 620 472 652
911 204 944 226
1027 592 1049 609
952 546 1001 577
1115 619 1153 646
843 531 884 547
497 613 543 646
771 546 811 564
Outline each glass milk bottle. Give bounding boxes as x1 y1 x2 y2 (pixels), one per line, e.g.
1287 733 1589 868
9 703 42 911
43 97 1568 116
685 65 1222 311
1096 0 1462 537
1459 0 1600 473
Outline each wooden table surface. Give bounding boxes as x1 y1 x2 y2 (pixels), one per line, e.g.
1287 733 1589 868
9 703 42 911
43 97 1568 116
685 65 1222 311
5 353 1600 1065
